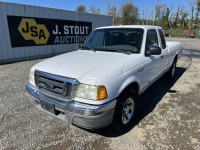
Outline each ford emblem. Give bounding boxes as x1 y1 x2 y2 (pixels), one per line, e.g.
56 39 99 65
45 83 55 89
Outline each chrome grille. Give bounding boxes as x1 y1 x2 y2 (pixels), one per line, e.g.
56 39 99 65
35 71 75 100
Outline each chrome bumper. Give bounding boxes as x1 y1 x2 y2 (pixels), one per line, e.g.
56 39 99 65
26 84 117 129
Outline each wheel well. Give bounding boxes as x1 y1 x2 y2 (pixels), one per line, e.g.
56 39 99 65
120 82 139 96
174 55 178 63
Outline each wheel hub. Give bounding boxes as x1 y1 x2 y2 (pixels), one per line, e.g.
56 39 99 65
122 98 135 125
172 63 176 77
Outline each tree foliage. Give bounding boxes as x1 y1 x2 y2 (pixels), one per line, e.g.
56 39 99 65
161 8 170 30
74 0 200 30
89 5 101 14
174 5 180 27
195 0 200 28
75 5 86 13
119 2 139 25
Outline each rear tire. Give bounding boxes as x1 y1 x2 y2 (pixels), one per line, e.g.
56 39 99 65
113 89 138 132
166 61 176 80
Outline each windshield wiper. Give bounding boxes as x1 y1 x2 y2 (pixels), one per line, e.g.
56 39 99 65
81 46 96 52
100 48 131 55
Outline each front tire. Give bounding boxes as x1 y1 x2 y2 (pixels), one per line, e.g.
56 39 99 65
113 89 138 132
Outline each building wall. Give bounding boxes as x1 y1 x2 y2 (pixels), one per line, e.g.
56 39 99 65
0 2 112 64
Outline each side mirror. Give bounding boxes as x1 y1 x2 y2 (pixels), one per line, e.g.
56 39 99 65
146 46 161 56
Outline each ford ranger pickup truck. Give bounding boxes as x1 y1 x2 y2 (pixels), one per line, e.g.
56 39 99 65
26 25 181 131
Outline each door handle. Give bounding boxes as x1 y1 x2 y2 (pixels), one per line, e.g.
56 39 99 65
138 68 144 72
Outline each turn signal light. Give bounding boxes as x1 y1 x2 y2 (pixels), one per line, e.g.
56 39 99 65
97 86 107 100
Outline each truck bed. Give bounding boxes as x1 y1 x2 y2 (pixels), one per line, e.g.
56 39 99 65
166 41 182 51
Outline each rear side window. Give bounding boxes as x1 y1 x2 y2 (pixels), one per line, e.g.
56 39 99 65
158 29 166 49
145 29 159 50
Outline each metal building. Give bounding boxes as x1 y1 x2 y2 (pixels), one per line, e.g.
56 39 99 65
0 2 112 64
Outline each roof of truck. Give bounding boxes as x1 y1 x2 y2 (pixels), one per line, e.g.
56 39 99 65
95 25 162 30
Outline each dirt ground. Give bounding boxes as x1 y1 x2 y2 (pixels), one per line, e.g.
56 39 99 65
0 51 200 149
108 55 200 150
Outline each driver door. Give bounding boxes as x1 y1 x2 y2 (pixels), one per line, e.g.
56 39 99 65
142 29 163 88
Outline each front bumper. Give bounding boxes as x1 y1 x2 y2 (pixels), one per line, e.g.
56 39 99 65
26 84 117 129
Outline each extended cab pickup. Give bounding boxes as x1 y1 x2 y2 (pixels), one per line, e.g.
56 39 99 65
26 25 181 131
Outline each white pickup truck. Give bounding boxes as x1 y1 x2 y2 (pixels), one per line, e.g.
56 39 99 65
26 25 181 131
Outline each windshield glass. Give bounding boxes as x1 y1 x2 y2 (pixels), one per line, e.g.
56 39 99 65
82 28 144 54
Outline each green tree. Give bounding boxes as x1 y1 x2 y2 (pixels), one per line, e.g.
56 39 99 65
105 0 117 24
197 0 200 9
195 0 200 28
120 2 139 25
89 5 101 14
155 4 162 22
174 5 180 27
161 7 170 30
180 8 189 29
75 5 86 12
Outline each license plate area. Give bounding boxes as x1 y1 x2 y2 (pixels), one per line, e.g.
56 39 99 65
40 100 60 115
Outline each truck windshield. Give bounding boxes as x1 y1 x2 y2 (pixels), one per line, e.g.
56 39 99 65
81 28 144 54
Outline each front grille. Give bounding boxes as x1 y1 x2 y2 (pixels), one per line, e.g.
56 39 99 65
35 71 73 100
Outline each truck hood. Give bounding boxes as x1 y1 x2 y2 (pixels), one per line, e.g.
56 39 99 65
32 50 137 85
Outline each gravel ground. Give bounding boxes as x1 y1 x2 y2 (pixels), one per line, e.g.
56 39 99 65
0 53 200 149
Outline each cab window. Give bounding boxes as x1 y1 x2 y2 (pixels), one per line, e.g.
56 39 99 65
158 29 166 49
145 29 159 50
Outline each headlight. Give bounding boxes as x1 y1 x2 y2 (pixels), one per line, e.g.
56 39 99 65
29 69 35 86
76 84 107 100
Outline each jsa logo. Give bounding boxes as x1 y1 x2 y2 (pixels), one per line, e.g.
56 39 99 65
18 18 50 44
